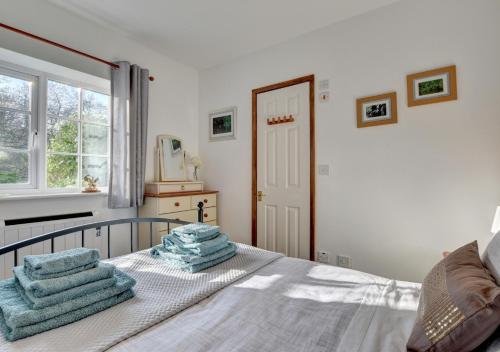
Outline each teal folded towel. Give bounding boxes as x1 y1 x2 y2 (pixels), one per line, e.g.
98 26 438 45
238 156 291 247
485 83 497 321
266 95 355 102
162 233 229 257
15 272 118 309
152 242 237 272
171 223 220 243
14 262 115 298
0 270 135 341
24 248 100 280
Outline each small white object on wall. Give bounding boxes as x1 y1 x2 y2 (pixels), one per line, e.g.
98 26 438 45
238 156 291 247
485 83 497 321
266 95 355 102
491 206 500 234
318 79 330 91
318 164 330 176
319 91 329 103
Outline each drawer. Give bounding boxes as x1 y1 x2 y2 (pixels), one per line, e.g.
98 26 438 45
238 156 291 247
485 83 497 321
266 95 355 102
158 196 190 214
191 193 217 209
146 182 203 194
205 220 217 226
158 210 198 231
201 207 216 222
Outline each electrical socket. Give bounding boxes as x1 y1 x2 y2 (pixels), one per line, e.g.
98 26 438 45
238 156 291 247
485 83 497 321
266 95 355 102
317 251 329 264
336 255 352 269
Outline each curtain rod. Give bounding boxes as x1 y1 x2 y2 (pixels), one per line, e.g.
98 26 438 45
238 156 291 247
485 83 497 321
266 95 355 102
0 22 155 82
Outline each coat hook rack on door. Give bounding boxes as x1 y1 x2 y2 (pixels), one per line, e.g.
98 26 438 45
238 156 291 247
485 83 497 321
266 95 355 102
267 114 295 125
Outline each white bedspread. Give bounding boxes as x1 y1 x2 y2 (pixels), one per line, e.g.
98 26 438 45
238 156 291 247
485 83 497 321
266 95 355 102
0 244 282 352
111 256 421 352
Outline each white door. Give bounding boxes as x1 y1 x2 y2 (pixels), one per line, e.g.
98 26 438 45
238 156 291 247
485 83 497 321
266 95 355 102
256 82 310 259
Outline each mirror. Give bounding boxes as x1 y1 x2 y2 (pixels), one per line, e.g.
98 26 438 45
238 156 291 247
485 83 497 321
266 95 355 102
156 135 187 181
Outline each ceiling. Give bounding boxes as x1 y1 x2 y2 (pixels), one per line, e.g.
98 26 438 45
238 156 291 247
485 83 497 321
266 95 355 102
49 0 400 69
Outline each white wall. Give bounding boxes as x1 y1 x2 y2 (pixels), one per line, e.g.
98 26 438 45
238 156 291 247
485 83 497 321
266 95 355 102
199 0 500 282
0 0 199 255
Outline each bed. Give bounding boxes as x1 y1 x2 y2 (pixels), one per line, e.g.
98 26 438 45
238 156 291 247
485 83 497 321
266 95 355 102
0 217 445 351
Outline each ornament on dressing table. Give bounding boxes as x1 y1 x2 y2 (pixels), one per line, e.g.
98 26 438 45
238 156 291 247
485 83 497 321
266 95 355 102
185 153 203 181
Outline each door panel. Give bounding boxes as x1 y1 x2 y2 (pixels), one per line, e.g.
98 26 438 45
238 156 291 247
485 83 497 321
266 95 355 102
256 82 310 259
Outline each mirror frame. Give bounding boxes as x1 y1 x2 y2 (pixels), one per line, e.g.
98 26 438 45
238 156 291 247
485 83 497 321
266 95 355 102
156 134 188 181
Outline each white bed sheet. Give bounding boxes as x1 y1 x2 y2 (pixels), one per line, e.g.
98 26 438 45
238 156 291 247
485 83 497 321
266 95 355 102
111 256 421 352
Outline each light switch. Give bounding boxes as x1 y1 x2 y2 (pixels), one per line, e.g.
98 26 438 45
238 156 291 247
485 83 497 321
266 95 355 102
318 164 330 176
319 79 330 91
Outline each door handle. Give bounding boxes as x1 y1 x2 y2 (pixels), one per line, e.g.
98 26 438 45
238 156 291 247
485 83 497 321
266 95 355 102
257 191 265 202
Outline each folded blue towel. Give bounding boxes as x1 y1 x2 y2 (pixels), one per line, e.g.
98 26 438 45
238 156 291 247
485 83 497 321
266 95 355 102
14 262 115 298
162 233 229 257
164 230 220 245
0 270 135 341
15 272 118 310
24 248 100 280
171 223 220 242
152 242 237 272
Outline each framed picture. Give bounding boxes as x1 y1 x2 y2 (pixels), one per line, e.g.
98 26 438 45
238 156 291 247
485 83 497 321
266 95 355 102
356 92 397 128
407 65 457 107
209 107 237 141
170 138 182 154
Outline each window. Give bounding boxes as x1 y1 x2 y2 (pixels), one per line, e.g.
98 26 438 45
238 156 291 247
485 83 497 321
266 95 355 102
46 80 110 190
0 68 37 188
0 62 110 194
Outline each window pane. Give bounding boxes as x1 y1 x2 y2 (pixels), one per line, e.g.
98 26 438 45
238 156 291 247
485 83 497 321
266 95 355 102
82 123 108 155
47 154 77 188
47 117 78 153
0 150 29 184
47 80 79 119
82 90 109 124
0 109 30 149
0 73 31 111
82 156 108 187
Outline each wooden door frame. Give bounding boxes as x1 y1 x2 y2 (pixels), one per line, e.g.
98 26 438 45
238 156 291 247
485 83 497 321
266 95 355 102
251 74 315 260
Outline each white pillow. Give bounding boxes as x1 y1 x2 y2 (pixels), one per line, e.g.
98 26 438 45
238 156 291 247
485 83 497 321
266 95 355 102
483 230 500 285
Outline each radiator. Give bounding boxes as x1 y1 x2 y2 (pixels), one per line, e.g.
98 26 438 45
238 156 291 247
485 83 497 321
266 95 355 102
0 212 109 279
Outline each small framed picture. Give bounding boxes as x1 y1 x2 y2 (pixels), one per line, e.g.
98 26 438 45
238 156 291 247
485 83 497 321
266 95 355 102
170 138 182 154
356 92 397 128
407 65 457 107
209 107 237 141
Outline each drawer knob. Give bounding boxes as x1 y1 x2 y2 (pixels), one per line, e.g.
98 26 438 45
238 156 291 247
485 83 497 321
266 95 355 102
175 218 180 221
203 199 208 203
174 202 180 207
204 213 208 218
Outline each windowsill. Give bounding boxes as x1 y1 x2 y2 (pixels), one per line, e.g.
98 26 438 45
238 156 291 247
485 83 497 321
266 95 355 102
0 192 108 202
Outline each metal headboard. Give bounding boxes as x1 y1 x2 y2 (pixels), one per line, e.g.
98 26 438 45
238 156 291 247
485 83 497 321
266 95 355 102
0 202 207 266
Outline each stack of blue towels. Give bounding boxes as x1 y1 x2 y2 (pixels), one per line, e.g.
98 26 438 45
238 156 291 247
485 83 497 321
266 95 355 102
0 248 135 341
151 223 236 272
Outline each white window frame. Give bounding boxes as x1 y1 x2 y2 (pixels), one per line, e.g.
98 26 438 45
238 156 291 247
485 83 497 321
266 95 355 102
0 59 110 195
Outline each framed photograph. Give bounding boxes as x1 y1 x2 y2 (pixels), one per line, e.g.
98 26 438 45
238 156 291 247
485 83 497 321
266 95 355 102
356 92 397 128
209 106 237 141
407 65 457 107
170 138 182 154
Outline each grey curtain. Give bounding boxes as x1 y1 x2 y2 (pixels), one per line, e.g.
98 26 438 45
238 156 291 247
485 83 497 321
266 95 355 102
109 61 149 208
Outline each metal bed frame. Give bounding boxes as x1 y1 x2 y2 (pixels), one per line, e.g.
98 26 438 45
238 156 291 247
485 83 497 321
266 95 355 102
0 203 206 267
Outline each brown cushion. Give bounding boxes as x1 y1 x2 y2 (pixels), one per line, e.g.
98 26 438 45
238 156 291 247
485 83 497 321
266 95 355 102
407 241 500 352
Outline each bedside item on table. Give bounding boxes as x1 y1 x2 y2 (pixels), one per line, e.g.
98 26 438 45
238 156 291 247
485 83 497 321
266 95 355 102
491 206 500 235
156 135 187 181
483 206 500 285
82 175 100 193
185 154 202 181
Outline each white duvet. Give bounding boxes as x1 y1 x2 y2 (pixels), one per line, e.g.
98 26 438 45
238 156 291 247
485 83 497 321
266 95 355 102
112 256 421 352
0 244 420 352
